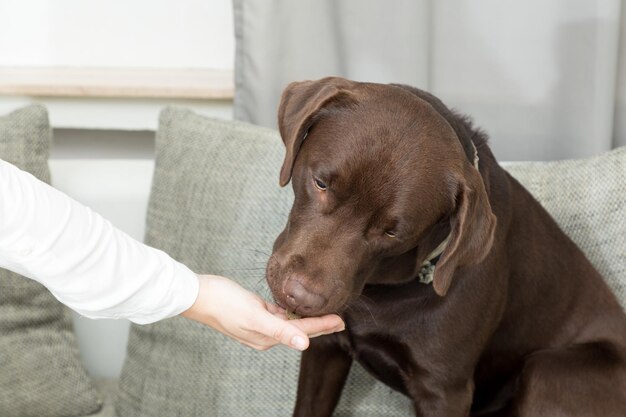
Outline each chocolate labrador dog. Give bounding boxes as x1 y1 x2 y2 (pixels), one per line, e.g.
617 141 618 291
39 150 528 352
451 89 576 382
265 77 626 416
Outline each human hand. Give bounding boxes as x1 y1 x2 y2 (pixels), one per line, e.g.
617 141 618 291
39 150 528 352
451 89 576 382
179 274 345 351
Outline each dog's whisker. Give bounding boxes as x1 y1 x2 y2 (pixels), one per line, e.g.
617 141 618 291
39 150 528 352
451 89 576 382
218 267 266 273
240 248 272 256
253 280 271 293
354 293 376 305
347 297 379 327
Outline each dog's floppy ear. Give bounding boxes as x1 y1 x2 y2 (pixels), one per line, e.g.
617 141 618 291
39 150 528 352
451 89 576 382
277 77 355 186
391 82 496 295
432 165 497 296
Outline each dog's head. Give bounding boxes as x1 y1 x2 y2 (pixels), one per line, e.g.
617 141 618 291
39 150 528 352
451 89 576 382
266 77 496 317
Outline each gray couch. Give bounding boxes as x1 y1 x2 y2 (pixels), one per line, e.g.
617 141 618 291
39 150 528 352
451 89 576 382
1 105 624 417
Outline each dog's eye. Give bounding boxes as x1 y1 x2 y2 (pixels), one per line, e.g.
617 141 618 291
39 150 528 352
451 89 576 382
384 230 397 238
313 178 328 191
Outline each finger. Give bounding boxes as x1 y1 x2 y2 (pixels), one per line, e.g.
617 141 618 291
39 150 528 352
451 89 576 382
253 312 311 351
308 329 341 338
271 311 289 320
265 302 286 315
230 331 279 351
264 301 345 330
289 314 345 336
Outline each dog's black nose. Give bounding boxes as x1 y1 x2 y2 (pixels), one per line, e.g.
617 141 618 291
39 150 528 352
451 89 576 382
284 279 326 315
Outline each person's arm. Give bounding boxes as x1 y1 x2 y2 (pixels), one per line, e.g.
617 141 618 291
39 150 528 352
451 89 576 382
0 159 344 350
0 158 199 324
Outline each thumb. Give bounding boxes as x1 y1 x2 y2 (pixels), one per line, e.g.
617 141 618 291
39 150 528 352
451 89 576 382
257 313 310 351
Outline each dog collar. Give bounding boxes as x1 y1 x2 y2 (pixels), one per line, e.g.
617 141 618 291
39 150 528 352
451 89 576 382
418 141 479 284
417 235 450 284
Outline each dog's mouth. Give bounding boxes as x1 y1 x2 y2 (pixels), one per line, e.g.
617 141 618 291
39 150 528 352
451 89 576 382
268 281 347 318
272 298 302 319
270 284 354 319
284 310 302 320
266 253 355 318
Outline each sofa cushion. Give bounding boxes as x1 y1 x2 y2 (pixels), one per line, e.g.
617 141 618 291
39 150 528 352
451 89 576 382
115 107 413 416
0 105 102 417
504 147 625 310
90 379 119 417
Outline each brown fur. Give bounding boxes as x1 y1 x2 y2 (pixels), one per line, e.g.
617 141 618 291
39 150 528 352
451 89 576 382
265 77 626 416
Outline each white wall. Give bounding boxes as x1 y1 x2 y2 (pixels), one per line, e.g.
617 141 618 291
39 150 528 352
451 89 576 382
0 0 236 131
0 0 234 69
0 0 236 379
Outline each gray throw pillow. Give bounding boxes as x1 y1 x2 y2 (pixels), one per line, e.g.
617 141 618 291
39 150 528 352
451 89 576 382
115 107 412 416
503 147 626 309
0 105 102 417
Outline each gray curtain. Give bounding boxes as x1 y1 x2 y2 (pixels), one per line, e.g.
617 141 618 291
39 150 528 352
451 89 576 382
234 0 626 161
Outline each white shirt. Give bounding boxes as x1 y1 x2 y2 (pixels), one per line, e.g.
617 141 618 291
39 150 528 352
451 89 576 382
0 158 199 324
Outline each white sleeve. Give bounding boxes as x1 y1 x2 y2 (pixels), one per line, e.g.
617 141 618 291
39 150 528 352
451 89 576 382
0 158 199 324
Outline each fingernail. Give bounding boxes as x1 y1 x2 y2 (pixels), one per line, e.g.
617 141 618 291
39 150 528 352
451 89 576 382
291 336 307 350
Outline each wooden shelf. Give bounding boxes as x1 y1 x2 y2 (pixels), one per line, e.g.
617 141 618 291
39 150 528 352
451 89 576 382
0 67 234 99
